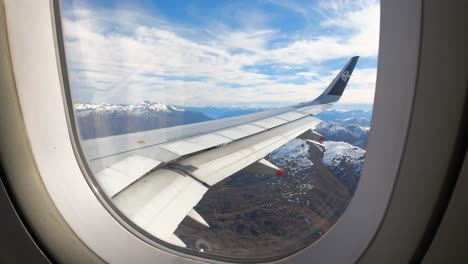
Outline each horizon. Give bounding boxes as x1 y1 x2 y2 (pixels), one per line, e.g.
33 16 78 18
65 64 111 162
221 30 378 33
74 100 374 111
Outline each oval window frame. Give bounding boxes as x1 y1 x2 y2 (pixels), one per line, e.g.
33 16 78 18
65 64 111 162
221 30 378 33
1 0 422 263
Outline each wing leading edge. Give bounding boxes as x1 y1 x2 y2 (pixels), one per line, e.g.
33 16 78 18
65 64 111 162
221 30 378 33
82 56 359 247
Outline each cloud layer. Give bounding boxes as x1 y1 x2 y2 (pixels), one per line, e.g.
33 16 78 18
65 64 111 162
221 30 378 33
62 0 380 107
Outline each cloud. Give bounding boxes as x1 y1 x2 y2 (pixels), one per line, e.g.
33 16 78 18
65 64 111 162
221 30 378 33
62 0 380 106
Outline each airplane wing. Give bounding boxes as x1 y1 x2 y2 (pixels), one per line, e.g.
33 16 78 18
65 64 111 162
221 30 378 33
79 56 359 247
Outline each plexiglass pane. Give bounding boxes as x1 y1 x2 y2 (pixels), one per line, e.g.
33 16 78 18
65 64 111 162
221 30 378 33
59 0 379 261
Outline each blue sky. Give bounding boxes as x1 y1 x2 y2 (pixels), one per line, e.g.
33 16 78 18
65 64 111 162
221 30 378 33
61 0 380 107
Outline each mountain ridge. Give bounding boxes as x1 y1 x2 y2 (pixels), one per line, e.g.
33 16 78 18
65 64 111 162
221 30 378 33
74 101 211 139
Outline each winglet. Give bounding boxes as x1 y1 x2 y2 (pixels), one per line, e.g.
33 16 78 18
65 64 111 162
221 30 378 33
316 56 359 103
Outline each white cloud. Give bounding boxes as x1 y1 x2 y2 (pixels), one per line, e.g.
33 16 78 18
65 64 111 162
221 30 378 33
63 1 380 106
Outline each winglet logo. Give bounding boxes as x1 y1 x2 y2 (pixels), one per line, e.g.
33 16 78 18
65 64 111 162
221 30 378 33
341 71 350 82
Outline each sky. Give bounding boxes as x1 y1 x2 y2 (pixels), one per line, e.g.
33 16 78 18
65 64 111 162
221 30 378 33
61 0 380 107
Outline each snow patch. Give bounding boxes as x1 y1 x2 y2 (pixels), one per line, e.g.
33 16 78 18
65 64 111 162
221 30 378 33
270 138 310 162
323 141 365 168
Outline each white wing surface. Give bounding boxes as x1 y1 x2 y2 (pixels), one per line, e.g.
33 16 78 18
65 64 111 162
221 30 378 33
79 56 359 247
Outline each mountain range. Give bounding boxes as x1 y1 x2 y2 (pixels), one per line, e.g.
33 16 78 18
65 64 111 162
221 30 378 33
74 101 211 139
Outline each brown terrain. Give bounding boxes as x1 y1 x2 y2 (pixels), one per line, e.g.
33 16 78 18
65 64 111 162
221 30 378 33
175 141 353 260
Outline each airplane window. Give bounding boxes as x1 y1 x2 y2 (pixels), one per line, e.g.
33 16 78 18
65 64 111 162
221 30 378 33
59 0 379 261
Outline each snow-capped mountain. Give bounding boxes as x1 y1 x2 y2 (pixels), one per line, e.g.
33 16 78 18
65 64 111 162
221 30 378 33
269 138 312 167
323 141 366 172
315 109 372 149
268 138 365 194
315 122 369 149
75 101 185 115
316 109 372 126
74 102 211 139
322 141 365 193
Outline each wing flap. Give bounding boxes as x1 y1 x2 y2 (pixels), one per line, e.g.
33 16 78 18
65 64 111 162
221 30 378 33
96 155 162 197
187 209 210 227
167 234 187 248
112 169 208 246
87 145 178 173
243 158 282 176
